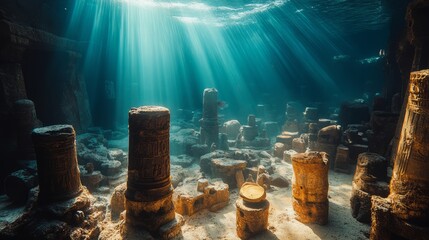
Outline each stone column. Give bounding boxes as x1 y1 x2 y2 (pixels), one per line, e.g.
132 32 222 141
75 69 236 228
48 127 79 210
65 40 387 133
200 88 219 146
14 99 40 160
241 114 258 141
351 153 389 223
389 69 429 224
32 125 82 203
236 183 269 239
125 106 180 236
292 152 329 225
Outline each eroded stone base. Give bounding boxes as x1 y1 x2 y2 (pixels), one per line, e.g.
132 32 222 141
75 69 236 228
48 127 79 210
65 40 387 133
236 198 269 240
370 196 429 240
292 197 328 225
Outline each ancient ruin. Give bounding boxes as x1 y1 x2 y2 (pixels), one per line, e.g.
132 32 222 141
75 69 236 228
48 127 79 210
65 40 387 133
1 0 428 239
124 106 182 239
292 152 329 225
236 182 269 239
370 69 429 239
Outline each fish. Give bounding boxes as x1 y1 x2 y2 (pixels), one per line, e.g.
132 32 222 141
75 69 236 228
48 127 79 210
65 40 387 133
218 101 229 110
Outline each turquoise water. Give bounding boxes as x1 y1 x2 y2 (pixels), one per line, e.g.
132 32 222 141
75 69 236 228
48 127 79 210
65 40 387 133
67 0 398 125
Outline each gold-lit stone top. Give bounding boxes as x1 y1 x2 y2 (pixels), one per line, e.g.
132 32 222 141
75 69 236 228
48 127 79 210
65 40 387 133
240 182 266 203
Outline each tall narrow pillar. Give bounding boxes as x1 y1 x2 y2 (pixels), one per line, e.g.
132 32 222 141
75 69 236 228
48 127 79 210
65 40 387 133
125 106 177 233
200 88 219 146
390 69 429 224
32 125 82 203
14 99 41 160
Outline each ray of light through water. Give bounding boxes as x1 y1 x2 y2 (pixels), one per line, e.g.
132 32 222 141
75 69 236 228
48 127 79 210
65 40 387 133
66 0 391 126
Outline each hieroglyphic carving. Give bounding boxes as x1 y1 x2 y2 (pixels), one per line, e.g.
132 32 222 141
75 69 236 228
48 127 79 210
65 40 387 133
32 125 82 203
390 69 429 224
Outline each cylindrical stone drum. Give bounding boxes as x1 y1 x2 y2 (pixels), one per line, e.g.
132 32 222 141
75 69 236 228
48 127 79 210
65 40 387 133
390 69 429 225
14 99 38 160
32 125 82 203
236 199 269 239
292 152 329 224
125 106 176 231
126 106 172 202
354 153 387 184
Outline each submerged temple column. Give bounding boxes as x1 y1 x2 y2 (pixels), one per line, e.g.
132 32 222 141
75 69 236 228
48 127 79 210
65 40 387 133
200 88 219 147
32 125 83 203
125 106 181 238
292 152 329 225
390 69 429 224
14 99 41 160
370 70 429 240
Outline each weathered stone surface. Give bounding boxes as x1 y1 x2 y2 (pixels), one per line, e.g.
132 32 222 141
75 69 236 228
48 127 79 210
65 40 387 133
389 70 429 225
4 169 38 203
32 125 83 203
270 173 290 188
292 152 329 225
236 198 269 239
111 182 126 220
173 180 229 216
189 144 209 158
283 150 297 163
200 88 219 146
317 125 341 145
80 167 103 191
273 142 286 158
223 120 241 140
351 181 389 223
211 158 247 187
158 213 184 240
108 148 127 162
125 106 177 234
170 154 194 168
100 160 121 176
0 187 104 240
199 150 226 174
292 137 306 153
170 129 199 155
235 170 245 188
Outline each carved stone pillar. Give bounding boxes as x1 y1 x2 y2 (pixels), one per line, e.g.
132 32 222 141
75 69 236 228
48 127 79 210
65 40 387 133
200 88 219 146
125 106 182 238
32 124 82 203
390 69 429 224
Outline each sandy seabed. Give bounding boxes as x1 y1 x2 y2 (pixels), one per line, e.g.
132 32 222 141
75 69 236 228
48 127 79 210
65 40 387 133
176 161 369 240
